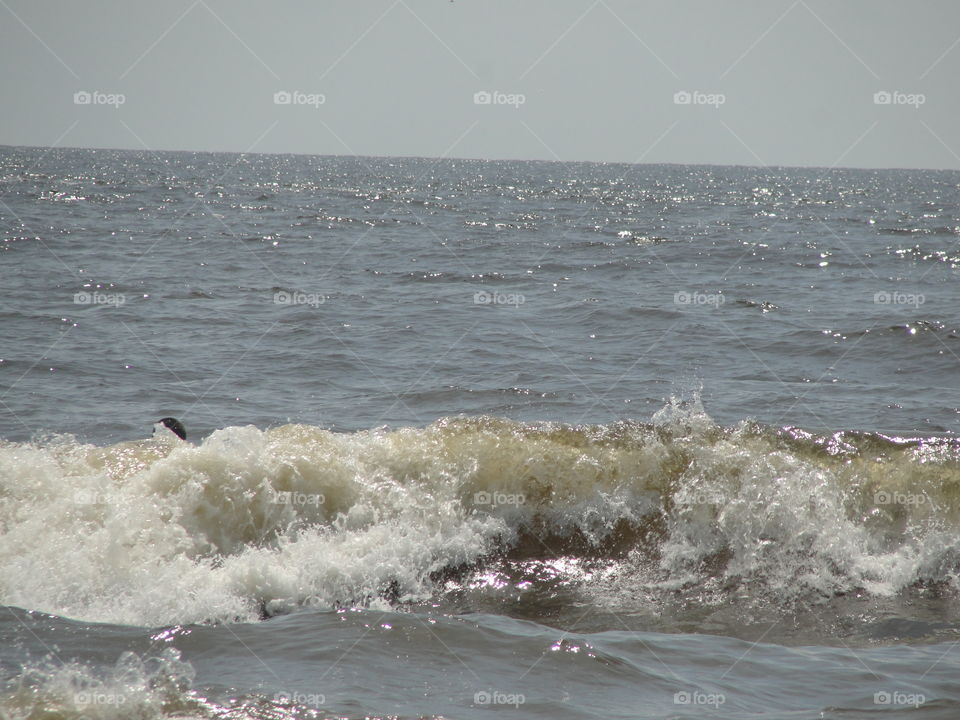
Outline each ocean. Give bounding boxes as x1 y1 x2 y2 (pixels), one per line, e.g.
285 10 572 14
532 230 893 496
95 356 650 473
1 145 959 718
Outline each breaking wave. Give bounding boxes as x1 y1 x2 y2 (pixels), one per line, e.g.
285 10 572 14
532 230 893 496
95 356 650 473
1 398 959 626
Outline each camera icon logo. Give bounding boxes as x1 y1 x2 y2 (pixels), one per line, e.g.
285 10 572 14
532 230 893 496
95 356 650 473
74 490 98 505
274 90 292 105
473 91 492 105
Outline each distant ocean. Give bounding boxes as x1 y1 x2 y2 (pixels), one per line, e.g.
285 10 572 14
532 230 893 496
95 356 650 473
2 146 959 718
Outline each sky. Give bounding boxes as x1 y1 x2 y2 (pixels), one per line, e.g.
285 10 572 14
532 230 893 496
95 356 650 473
1 0 958 169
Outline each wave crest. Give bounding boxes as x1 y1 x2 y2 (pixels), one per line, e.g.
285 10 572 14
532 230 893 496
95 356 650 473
1 404 959 625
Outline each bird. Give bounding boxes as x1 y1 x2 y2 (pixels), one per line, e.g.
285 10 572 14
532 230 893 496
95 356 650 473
153 417 187 441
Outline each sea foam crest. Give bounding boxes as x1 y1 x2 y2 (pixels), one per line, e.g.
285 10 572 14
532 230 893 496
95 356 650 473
0 401 958 625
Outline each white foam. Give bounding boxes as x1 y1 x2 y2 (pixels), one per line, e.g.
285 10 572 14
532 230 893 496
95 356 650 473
2 648 196 720
0 407 957 625
0 424 510 625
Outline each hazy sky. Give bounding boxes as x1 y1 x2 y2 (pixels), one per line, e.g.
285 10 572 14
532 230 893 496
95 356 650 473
1 0 958 168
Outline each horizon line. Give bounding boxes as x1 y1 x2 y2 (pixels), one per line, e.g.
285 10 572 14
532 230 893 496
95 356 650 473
0 142 956 174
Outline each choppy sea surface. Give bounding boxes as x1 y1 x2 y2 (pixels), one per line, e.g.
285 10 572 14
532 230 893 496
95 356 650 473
2 146 960 718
